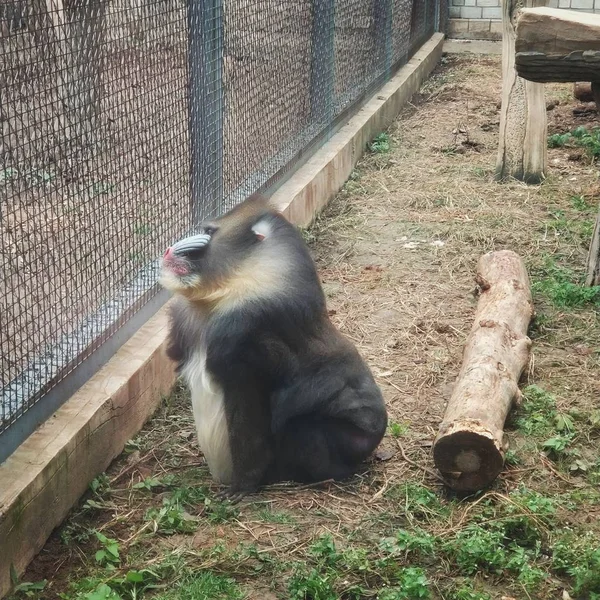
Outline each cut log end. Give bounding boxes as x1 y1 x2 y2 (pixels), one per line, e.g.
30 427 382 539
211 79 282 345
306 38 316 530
433 429 505 493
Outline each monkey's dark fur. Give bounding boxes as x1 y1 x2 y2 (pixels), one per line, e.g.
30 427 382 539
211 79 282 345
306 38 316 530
159 196 388 502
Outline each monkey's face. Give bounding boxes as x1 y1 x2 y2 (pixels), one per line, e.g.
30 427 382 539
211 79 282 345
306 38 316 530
158 204 282 307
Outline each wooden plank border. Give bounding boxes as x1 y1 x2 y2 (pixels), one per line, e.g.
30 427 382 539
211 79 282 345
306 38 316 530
0 31 444 599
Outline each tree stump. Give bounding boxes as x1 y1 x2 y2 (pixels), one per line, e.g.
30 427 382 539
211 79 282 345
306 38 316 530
433 251 534 493
496 0 547 184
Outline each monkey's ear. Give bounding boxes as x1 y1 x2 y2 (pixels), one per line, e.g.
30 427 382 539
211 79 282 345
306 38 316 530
251 218 272 242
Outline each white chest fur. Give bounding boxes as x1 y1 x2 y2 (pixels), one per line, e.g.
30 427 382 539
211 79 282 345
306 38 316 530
181 349 233 485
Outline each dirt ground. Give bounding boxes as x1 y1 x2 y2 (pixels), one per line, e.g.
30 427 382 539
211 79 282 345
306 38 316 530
9 51 600 600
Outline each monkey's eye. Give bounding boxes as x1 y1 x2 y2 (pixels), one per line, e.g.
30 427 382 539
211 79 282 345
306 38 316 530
203 225 218 236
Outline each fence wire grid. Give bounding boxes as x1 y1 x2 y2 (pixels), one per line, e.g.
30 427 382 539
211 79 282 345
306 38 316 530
0 0 444 463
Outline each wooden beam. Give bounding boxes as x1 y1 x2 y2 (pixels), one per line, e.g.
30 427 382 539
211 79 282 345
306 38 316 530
496 0 547 184
515 8 600 83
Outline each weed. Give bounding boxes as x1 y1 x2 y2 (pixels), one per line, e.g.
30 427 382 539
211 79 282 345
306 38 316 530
554 412 575 433
542 433 575 457
60 522 93 546
89 474 112 497
509 487 556 521
154 571 245 600
380 567 430 599
440 144 457 155
542 210 595 245
552 531 600 597
385 483 448 521
570 194 594 212
446 521 547 592
144 485 238 531
548 126 600 160
71 568 163 600
447 524 508 575
93 532 120 568
81 583 121 600
132 477 166 492
89 182 115 196
388 420 410 437
309 535 340 567
504 450 520 466
144 496 198 535
533 279 600 308
369 133 391 153
445 580 491 600
548 132 571 148
340 547 370 575
380 528 437 558
514 385 557 436
572 125 600 158
9 578 47 599
288 566 336 600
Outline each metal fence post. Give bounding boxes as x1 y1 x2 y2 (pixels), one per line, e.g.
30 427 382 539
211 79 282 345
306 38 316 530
310 0 336 132
436 0 448 34
188 0 224 227
373 0 393 79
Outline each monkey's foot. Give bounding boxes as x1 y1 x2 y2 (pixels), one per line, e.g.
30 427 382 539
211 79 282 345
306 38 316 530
215 486 256 504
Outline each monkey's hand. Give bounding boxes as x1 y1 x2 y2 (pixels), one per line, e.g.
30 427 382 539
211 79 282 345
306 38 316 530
216 483 259 504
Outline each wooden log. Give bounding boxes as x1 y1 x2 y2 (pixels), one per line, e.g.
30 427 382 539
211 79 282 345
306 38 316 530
515 8 600 83
496 0 547 184
433 251 534 493
586 206 600 287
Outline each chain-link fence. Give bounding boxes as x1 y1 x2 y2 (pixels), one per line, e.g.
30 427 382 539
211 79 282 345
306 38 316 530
0 0 445 463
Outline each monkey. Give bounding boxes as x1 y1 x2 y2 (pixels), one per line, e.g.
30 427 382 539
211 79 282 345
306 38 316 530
158 195 388 503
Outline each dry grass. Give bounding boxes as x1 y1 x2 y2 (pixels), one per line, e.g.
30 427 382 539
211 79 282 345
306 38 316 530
10 52 600 600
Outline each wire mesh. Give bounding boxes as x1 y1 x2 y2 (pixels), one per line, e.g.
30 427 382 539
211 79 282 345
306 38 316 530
0 0 441 461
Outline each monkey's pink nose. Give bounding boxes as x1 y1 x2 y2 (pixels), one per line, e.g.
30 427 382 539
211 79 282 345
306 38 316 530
163 247 174 260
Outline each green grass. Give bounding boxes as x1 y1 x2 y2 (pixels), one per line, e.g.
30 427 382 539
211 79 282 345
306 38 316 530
388 420 410 437
154 572 245 600
368 132 391 154
531 257 600 308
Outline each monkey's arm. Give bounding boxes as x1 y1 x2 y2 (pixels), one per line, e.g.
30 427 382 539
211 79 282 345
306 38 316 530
205 313 275 502
217 372 275 503
166 301 203 370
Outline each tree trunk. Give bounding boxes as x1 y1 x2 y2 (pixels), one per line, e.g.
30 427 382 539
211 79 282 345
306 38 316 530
586 206 600 287
515 8 600 83
60 0 106 148
433 250 534 493
496 0 547 184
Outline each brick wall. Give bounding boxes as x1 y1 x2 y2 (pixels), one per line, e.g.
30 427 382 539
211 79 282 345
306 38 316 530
448 0 600 40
